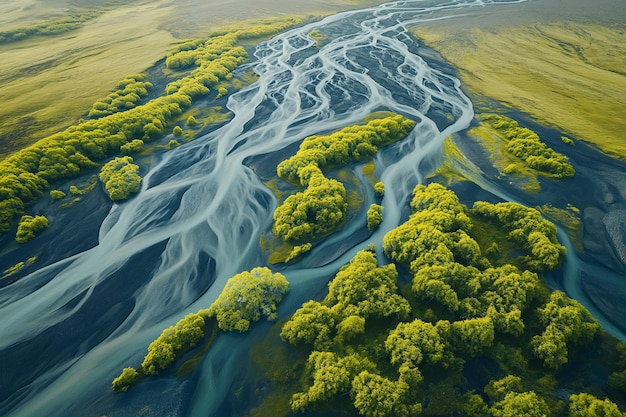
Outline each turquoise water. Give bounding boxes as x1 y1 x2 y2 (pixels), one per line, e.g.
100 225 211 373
0 0 624 415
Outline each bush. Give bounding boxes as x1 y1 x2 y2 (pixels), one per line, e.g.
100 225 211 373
141 313 206 375
374 181 385 197
99 157 141 201
15 215 48 243
367 204 383 230
112 367 139 392
207 267 289 331
50 190 66 200
120 139 144 155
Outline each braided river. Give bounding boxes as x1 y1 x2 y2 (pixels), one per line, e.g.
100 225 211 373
1 0 625 416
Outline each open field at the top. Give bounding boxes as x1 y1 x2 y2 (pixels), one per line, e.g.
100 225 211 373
413 0 626 158
0 0 383 160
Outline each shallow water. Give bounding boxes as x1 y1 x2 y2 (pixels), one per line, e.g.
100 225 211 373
0 0 625 416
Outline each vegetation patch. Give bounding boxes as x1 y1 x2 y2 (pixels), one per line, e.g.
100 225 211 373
112 266 289 392
467 113 574 192
15 215 48 244
269 114 415 262
258 182 625 417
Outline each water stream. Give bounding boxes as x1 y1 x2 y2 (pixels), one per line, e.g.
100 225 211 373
1 0 624 416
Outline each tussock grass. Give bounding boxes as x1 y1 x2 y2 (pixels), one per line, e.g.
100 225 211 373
414 22 626 158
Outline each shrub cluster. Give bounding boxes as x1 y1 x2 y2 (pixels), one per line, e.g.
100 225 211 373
206 267 289 332
15 215 48 243
276 183 615 417
99 157 141 201
272 115 415 257
88 74 153 118
482 114 575 178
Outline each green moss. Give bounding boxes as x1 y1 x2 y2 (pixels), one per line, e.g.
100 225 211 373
69 175 98 196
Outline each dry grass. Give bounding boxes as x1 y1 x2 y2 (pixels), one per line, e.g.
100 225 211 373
414 21 626 158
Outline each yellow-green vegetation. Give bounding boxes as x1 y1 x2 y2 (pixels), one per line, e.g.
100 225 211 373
467 114 574 192
281 250 410 351
273 165 348 244
69 175 98 196
482 114 574 179
2 256 37 279
308 29 326 47
112 266 289 392
50 190 66 200
277 115 415 184
172 126 184 137
111 367 139 393
88 74 153 118
270 115 415 261
366 204 383 230
0 10 101 44
0 19 302 234
120 139 144 155
414 22 626 158
3 262 25 278
428 134 478 185
569 392 626 417
141 313 207 376
207 267 289 332
373 181 385 197
537 203 583 250
265 183 624 417
99 157 141 201
15 215 48 243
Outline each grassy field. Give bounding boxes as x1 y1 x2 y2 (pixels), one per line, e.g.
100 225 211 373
0 0 383 160
413 1 626 158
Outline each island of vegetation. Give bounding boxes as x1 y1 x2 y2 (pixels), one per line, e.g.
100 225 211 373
112 267 289 392
248 182 626 417
270 114 415 261
462 113 576 192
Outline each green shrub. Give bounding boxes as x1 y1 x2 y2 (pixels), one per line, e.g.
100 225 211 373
50 190 66 200
207 267 289 332
374 181 385 197
99 157 141 201
15 215 48 243
112 367 139 392
120 139 144 155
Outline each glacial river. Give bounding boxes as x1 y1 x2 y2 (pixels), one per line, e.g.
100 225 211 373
1 0 625 416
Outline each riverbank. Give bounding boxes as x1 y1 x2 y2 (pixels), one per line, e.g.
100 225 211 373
412 0 626 158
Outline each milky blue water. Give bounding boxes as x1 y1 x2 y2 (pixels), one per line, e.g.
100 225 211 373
1 0 624 416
